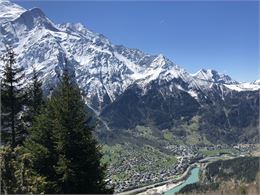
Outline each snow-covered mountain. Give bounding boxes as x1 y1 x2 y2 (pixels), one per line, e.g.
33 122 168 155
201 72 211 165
0 0 259 113
192 69 237 84
0 0 259 111
1 0 259 145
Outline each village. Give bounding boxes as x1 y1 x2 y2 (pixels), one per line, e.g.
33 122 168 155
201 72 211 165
106 144 256 193
107 144 202 192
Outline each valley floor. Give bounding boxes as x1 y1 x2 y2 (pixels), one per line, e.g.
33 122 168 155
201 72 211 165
117 155 236 195
104 143 256 193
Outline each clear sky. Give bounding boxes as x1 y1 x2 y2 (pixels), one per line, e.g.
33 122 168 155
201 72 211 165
13 0 259 82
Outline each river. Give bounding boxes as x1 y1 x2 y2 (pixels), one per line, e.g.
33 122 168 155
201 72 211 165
164 167 200 195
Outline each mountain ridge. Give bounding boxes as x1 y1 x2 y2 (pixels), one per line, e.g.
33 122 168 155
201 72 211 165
1 0 259 145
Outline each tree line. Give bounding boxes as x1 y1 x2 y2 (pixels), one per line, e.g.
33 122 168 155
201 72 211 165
0 46 113 194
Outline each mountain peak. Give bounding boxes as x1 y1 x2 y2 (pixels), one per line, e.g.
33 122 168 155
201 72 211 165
0 0 26 22
193 69 237 84
0 0 11 4
197 68 216 74
59 22 85 32
0 0 11 3
252 79 260 85
27 7 45 17
73 22 85 30
157 53 165 59
13 7 58 32
153 54 166 65
150 54 177 70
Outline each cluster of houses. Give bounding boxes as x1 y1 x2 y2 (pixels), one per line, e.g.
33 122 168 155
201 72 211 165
106 144 256 192
232 144 256 155
165 144 199 156
107 145 202 192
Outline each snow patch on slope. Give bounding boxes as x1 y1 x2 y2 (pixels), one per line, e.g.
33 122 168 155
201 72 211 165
224 83 260 92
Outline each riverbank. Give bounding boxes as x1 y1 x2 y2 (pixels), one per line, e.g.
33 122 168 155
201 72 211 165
116 164 197 195
139 164 198 195
138 181 183 195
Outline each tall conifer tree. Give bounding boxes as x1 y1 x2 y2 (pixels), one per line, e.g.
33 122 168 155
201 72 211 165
24 67 44 126
1 46 27 147
25 64 113 193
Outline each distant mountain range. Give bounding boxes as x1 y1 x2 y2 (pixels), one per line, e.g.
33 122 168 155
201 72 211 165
1 0 259 145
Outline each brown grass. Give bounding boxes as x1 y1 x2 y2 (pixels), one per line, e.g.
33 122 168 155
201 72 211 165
180 176 260 195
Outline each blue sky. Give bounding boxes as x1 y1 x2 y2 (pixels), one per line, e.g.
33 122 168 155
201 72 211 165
14 1 259 82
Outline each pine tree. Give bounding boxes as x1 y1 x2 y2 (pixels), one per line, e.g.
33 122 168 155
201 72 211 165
29 68 44 114
24 67 44 126
1 46 27 147
0 146 47 194
25 67 113 193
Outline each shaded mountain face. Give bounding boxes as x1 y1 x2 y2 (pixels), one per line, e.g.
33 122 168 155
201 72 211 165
101 80 200 130
0 0 259 144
